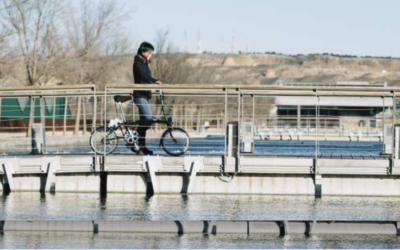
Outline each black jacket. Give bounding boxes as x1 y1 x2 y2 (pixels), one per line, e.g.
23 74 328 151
133 55 158 99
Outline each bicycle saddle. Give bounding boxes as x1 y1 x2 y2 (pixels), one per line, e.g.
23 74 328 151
114 95 132 103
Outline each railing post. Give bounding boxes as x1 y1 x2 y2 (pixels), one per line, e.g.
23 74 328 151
92 88 97 168
238 89 241 159
224 88 228 158
314 92 322 198
40 96 46 153
392 91 397 158
383 96 386 144
252 95 256 152
92 88 97 132
297 105 301 130
103 88 108 170
395 126 399 160
315 91 319 159
82 97 87 135
63 97 68 135
52 97 56 136
392 125 400 175
0 97 2 126
74 97 82 135
27 96 35 137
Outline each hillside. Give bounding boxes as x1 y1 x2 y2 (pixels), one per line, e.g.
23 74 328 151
0 54 399 88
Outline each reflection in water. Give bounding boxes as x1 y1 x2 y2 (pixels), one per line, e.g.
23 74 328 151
2 193 400 221
99 196 107 211
39 192 46 202
2 232 400 249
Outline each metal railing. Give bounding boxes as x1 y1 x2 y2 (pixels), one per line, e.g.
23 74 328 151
1 83 399 159
0 85 96 155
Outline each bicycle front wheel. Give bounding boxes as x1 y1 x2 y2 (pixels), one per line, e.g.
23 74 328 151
90 126 118 155
161 127 190 156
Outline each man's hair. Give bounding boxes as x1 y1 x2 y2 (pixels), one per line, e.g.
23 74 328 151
137 42 155 55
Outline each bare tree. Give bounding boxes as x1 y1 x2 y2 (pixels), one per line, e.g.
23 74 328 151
154 28 175 55
152 29 216 84
67 0 131 57
65 0 132 84
0 22 10 54
0 21 12 80
1 0 64 85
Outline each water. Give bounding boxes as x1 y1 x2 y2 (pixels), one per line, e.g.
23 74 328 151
0 138 391 249
2 232 400 249
6 138 384 156
2 193 400 221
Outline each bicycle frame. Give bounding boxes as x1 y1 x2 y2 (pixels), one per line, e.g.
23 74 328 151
112 91 174 138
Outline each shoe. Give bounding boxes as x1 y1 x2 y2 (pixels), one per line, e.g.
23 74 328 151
126 143 141 155
141 148 154 155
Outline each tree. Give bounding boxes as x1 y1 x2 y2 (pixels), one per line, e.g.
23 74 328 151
154 28 175 55
65 0 132 85
1 0 64 85
0 0 132 86
67 0 131 57
151 29 216 84
0 21 10 55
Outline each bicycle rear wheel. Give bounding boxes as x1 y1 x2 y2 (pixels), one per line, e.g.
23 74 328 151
160 127 190 156
90 126 118 155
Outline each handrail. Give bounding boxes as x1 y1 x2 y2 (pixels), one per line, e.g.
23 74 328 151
105 83 399 97
105 83 399 92
0 84 96 97
0 84 95 92
0 91 96 98
0 83 397 95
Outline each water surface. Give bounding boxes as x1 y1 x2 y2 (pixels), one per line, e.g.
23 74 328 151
5 138 384 156
2 193 399 221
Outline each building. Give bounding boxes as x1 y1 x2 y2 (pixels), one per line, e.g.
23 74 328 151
274 82 393 133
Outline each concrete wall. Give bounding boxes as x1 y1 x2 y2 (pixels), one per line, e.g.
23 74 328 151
323 176 400 196
4 172 400 196
106 173 315 195
107 173 147 193
12 176 45 192
54 174 100 193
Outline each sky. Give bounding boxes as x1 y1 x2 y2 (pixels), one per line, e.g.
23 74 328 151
121 0 399 57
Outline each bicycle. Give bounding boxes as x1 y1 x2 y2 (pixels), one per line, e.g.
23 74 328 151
90 91 190 156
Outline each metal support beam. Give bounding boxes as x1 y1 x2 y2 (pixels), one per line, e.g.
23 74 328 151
144 156 161 194
315 175 322 198
184 157 203 193
305 220 318 236
2 161 14 191
45 158 60 193
280 221 290 236
187 162 200 193
314 159 322 198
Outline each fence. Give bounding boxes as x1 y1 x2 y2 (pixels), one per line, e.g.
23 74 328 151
0 85 96 154
0 84 399 158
